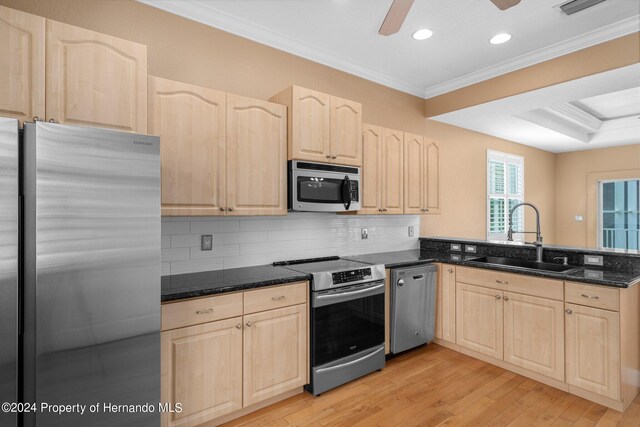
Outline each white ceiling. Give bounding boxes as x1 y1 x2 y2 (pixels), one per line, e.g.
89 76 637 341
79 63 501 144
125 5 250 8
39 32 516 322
137 0 639 99
432 63 640 153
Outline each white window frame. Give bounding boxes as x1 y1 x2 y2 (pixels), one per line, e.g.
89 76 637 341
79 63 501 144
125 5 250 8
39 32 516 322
486 150 525 241
597 178 640 250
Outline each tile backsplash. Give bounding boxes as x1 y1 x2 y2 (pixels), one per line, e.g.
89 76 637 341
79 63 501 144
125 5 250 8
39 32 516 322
162 213 420 276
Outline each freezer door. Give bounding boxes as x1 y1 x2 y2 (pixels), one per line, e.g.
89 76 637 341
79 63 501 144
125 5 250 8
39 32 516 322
23 122 160 426
390 264 437 354
0 118 19 427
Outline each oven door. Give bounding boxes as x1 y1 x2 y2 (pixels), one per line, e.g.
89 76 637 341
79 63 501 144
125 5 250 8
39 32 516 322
290 166 360 212
311 281 385 367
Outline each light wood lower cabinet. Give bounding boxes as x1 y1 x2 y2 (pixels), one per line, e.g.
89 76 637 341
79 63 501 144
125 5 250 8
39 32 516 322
456 283 503 359
565 303 620 401
243 304 307 406
435 263 456 344
161 317 243 427
503 292 564 381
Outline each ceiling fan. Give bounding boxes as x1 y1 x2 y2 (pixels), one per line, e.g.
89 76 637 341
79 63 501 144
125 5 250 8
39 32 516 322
378 0 522 36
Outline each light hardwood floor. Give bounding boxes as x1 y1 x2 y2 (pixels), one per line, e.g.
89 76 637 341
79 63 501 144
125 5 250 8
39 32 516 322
223 344 640 427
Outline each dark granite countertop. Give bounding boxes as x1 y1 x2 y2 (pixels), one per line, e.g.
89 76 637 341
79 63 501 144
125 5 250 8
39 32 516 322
343 250 438 269
161 265 311 302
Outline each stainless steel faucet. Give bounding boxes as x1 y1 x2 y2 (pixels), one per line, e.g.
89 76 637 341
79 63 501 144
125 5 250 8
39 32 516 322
507 202 544 262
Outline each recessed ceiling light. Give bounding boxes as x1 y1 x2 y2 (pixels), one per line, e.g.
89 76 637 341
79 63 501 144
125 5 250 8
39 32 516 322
412 29 434 41
489 33 512 45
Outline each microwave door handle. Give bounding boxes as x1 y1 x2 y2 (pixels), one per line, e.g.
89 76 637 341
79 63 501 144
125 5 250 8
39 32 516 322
342 175 352 210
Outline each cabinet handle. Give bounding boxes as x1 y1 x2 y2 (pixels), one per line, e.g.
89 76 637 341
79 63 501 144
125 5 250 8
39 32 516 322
235 323 242 329
383 208 388 212
496 280 509 285
228 207 234 212
33 116 41 122
580 294 599 299
425 208 429 212
48 118 57 123
332 156 337 159
272 296 286 301
220 207 226 211
196 308 214 315
566 309 573 315
448 269 454 273
503 296 509 301
246 321 252 327
495 295 501 300
326 155 332 159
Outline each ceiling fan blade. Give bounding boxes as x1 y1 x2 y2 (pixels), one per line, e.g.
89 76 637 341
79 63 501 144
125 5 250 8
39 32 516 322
379 0 415 36
490 0 521 10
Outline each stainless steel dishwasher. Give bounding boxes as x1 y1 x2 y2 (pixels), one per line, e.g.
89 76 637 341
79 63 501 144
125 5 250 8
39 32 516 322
390 264 437 354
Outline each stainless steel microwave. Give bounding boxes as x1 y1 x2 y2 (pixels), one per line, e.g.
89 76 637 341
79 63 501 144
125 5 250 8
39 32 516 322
289 160 361 212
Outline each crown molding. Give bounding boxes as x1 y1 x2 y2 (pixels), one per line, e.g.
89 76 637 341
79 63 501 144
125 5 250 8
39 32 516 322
138 1 638 101
423 14 640 99
136 0 427 97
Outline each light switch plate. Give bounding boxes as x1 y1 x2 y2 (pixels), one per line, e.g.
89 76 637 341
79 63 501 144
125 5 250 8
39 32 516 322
584 255 603 266
575 215 584 222
201 235 213 251
408 226 414 237
361 228 368 240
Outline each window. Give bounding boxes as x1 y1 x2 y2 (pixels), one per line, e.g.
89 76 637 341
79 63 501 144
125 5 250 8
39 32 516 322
487 151 524 241
599 179 640 250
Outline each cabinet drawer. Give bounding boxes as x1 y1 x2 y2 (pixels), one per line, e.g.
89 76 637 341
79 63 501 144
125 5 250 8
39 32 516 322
244 282 308 314
456 266 563 301
565 282 619 311
162 293 243 331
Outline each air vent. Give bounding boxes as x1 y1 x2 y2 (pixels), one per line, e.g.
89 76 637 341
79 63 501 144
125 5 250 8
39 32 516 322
560 0 606 15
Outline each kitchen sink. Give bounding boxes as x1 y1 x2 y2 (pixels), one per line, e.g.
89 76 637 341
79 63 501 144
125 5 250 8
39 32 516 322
469 256 579 273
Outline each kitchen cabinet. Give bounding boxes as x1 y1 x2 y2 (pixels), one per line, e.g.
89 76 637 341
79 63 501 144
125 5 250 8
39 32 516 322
161 281 309 426
503 292 564 381
456 283 503 359
270 85 362 166
46 20 147 133
435 264 456 344
243 304 307 406
357 124 404 214
150 78 286 216
148 77 226 216
226 94 287 216
161 317 243 427
565 303 620 401
0 5 45 124
404 134 440 214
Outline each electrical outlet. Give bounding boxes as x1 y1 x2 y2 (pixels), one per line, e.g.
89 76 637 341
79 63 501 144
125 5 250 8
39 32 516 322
361 228 368 240
584 255 603 266
575 215 584 222
408 226 414 237
201 235 213 251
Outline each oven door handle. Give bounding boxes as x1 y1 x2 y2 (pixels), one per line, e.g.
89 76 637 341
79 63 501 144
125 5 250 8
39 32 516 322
316 282 385 301
315 347 384 374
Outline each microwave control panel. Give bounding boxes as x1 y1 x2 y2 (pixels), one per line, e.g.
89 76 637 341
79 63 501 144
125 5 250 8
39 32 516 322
349 181 359 202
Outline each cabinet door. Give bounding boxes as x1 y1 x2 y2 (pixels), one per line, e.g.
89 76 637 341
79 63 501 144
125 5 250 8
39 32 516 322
290 86 331 162
424 139 440 214
0 6 45 124
456 283 503 359
243 304 307 406
403 133 424 214
46 20 147 133
565 303 620 400
381 128 404 214
148 77 226 216
360 124 382 214
503 292 564 380
330 96 362 166
436 264 456 343
226 94 287 216
161 317 243 427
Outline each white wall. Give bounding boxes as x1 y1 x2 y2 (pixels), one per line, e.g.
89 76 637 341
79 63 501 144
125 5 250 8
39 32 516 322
161 213 420 275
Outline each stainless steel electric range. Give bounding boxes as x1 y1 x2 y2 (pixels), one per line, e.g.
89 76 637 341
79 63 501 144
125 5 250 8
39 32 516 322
274 256 386 395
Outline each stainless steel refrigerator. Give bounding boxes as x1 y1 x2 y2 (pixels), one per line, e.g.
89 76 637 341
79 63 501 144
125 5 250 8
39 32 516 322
1 119 161 426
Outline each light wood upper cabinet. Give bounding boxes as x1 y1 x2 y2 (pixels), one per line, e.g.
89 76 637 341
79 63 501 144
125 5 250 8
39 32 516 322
436 264 456 344
226 94 287 216
331 96 362 166
456 283 503 359
360 124 383 214
270 86 362 166
565 303 620 401
161 317 243 427
381 128 404 214
46 20 147 133
403 134 439 214
243 304 307 407
0 6 45 124
149 77 226 216
503 292 564 381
